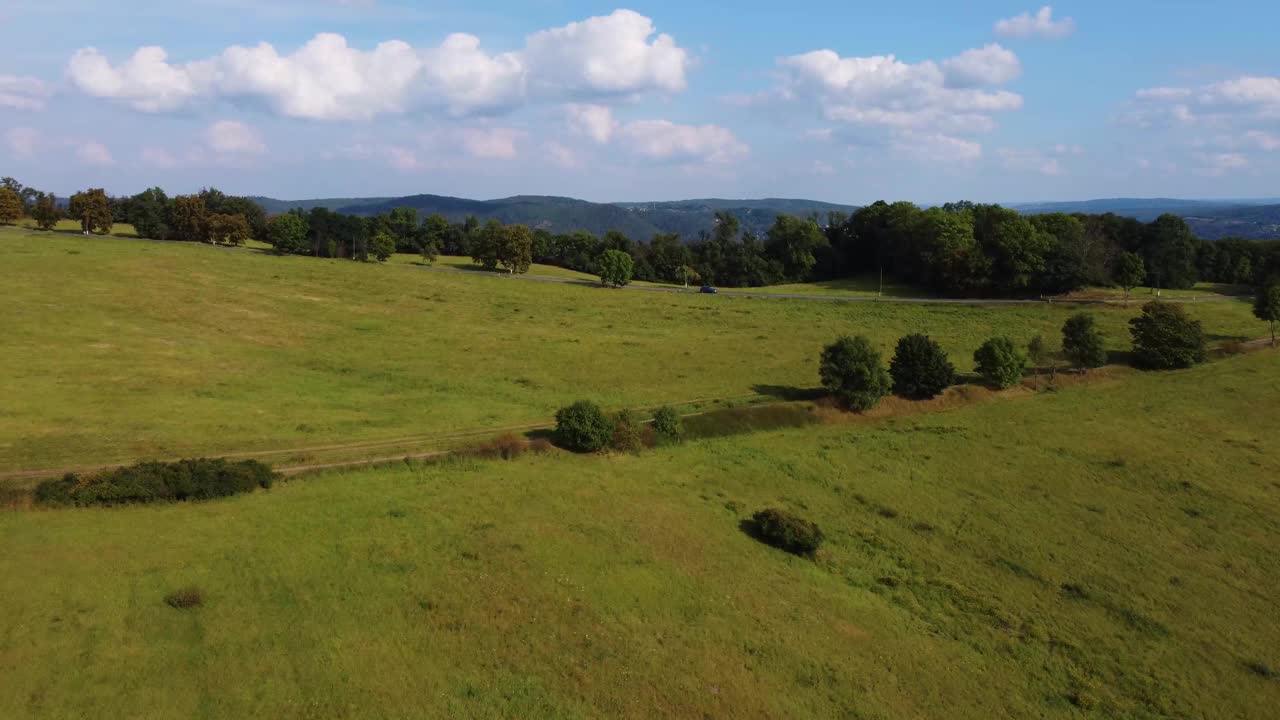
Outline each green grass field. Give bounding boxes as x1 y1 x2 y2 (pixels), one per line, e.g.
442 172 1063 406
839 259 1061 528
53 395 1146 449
2 351 1277 718
1 226 1268 473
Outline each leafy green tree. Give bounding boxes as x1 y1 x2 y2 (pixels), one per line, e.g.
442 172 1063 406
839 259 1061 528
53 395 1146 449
419 214 448 263
386 207 420 252
1114 252 1146 303
267 213 309 255
471 220 503 270
765 214 828 281
369 232 396 262
205 213 251 246
0 187 22 224
498 224 533 274
1027 335 1058 387
973 337 1027 389
1142 214 1199 290
213 195 268 241
554 401 613 452
598 249 634 287
1061 313 1108 371
611 409 645 453
918 207 990 292
1253 284 1280 346
69 189 113 235
889 334 956 399
677 264 701 289
819 336 891 411
127 187 172 239
973 206 1050 293
171 195 208 242
651 406 683 444
1129 301 1207 369
32 193 59 230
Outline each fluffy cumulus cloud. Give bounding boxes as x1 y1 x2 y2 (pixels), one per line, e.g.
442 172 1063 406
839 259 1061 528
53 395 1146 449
207 120 267 154
459 127 523 159
1129 75 1280 168
566 103 618 144
762 44 1022 161
999 147 1065 175
616 120 748 164
65 10 690 121
994 6 1076 39
0 75 51 111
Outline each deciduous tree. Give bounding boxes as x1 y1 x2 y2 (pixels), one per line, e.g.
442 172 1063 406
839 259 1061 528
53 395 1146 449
0 187 22 224
889 334 956 399
69 189 112 235
1061 313 1108 372
819 336 891 411
498 224 533 274
973 337 1027 389
598 249 634 287
267 213 309 255
206 213 251 246
32 193 59 231
171 195 208 243
1129 301 1207 369
1253 284 1280 346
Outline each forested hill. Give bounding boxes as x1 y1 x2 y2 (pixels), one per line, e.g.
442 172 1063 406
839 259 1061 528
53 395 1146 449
1010 198 1280 240
249 194 858 240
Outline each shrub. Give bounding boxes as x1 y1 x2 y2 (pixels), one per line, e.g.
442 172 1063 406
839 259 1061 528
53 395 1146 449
973 337 1028 389
1130 301 1208 370
651 406 684 444
1062 313 1108 371
611 409 645 453
819 335 891 411
554 401 613 452
751 508 824 556
33 458 277 507
889 334 956 399
165 587 204 609
1254 284 1280 345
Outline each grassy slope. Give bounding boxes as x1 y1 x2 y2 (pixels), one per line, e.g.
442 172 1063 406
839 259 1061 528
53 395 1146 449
1 352 1278 719
1 227 1267 472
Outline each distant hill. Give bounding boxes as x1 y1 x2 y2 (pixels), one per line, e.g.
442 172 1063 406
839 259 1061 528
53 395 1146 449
250 194 858 239
247 193 1280 241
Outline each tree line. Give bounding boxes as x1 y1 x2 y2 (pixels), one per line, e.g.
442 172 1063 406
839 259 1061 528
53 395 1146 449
5 174 1279 296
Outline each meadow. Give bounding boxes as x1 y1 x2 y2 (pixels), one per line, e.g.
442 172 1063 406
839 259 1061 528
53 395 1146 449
1 351 1277 718
1 226 1268 474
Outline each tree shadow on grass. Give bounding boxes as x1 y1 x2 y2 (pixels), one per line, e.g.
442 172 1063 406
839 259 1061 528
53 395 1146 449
751 384 827 402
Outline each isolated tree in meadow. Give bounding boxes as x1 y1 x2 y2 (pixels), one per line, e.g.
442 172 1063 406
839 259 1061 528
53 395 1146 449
598 249 634 287
820 336 891 412
369 232 396 262
973 337 1027 389
498 224 533 274
419 213 448 264
171 195 209 243
1061 313 1108 372
651 406 683 445
1026 335 1058 388
1114 251 1146 304
206 213 251 246
266 213 309 255
0 187 22 224
471 220 503 270
1253 284 1280 346
69 189 112 235
554 401 613 452
677 264 701 289
889 334 956 399
32 193 59 230
1129 301 1207 369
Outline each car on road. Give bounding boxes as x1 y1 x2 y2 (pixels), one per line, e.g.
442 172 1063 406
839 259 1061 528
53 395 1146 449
699 286 718 294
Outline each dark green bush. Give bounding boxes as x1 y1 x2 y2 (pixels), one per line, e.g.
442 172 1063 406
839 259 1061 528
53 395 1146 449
973 336 1028 389
1061 313 1108 371
651 406 684 444
751 508 824 556
34 458 277 507
1130 301 1208 370
819 335 891 411
889 334 956 399
165 587 204 609
611 409 645 453
554 401 613 452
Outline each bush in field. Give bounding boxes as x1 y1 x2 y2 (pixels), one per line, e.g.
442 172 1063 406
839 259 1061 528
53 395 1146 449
1129 301 1208 370
819 335 891 411
34 458 277 507
889 334 956 399
554 401 613 452
598 249 635 288
1061 313 1108 371
611 409 645 453
974 337 1027 389
165 587 204 610
751 508 824 556
651 406 684 444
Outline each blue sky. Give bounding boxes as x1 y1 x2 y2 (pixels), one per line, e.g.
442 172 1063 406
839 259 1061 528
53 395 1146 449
2 1 1278 203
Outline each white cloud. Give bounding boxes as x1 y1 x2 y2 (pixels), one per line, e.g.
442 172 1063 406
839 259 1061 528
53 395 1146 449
893 132 982 163
941 44 1021 88
1135 87 1192 101
543 141 580 168
565 103 617 143
1132 75 1280 127
206 120 267 154
460 127 522 159
77 141 114 166
140 146 180 168
994 6 1076 39
1194 152 1248 176
65 10 690 121
616 120 748 164
999 146 1065 175
4 126 40 158
0 75 50 111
